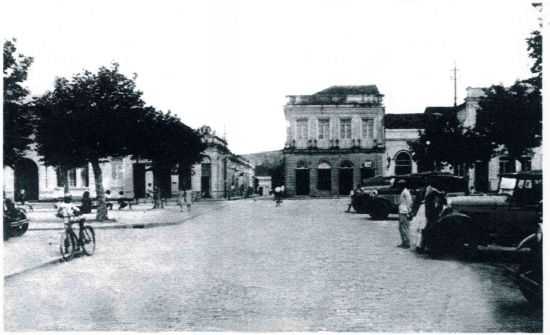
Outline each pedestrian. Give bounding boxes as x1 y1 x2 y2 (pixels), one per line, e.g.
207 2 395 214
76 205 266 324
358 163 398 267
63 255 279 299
346 186 358 213
152 185 161 209
177 190 185 212
397 179 413 249
274 186 281 206
184 189 192 211
79 191 92 214
117 191 132 210
18 188 26 205
104 190 114 210
146 183 153 203
420 182 445 251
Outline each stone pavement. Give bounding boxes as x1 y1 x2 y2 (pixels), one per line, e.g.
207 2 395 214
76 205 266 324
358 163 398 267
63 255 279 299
4 198 542 331
4 201 226 278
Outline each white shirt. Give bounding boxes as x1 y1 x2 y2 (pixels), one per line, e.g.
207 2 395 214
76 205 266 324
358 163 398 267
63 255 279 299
398 187 413 214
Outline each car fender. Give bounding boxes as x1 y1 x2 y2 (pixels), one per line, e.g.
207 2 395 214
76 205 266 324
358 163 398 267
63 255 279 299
516 233 537 250
434 211 474 237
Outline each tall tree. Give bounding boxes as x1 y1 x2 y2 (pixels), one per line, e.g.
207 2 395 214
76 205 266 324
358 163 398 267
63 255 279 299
130 107 205 198
409 110 495 173
34 63 146 220
476 81 542 167
3 39 34 167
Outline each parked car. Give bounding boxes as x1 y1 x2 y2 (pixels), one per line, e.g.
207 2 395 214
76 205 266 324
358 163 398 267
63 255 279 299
3 198 29 240
514 220 542 306
352 172 468 219
425 170 542 256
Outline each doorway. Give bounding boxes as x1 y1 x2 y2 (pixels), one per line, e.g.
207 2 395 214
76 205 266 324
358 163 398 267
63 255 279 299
338 161 354 195
14 158 39 201
295 169 310 195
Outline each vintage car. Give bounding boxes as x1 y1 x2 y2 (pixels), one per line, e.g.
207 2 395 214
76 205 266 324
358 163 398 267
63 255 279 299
425 170 542 256
351 172 468 219
3 198 30 240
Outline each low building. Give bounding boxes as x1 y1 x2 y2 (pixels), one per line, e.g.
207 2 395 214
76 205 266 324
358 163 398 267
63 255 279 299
4 125 254 201
383 113 424 176
255 176 272 196
190 126 254 199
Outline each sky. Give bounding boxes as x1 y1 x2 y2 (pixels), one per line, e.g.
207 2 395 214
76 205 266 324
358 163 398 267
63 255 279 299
2 0 540 154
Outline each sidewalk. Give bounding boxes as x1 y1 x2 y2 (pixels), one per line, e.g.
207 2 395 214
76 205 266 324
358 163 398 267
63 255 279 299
4 201 226 279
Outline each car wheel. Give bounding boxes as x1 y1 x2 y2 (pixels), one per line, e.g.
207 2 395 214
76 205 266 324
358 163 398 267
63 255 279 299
370 205 389 220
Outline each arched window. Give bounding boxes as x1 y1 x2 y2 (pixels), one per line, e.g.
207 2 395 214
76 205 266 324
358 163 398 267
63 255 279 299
394 152 412 175
317 161 332 191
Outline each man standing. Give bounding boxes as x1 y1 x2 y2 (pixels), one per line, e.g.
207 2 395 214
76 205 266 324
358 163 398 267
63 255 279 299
397 179 413 248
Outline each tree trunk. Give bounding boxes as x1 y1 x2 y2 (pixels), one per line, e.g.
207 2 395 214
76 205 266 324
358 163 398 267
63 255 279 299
91 159 108 221
62 168 69 195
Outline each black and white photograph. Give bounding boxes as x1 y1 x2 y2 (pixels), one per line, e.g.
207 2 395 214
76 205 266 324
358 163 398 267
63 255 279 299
2 0 544 332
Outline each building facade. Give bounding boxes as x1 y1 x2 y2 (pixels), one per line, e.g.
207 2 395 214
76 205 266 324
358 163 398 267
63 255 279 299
380 87 542 192
383 113 424 176
190 126 254 199
4 125 254 201
283 86 386 196
458 87 542 191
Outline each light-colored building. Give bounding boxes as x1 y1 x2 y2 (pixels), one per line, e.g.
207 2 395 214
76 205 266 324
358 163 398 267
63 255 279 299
458 87 542 191
383 113 424 176
381 87 541 192
255 176 272 196
190 126 254 199
4 125 254 201
283 85 386 196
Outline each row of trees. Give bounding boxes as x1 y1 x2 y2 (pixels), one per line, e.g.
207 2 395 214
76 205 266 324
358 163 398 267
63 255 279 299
409 18 542 175
4 40 205 220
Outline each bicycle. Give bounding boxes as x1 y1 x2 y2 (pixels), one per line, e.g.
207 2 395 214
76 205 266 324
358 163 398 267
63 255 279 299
59 214 96 261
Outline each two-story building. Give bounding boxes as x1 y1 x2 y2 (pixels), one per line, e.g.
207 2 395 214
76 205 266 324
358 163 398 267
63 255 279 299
283 85 386 196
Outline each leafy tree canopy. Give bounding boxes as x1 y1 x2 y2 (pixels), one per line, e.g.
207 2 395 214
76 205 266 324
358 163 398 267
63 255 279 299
131 107 206 170
476 81 542 162
409 110 495 171
34 63 146 168
4 39 35 167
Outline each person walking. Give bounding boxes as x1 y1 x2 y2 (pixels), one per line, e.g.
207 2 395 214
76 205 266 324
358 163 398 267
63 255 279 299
274 186 281 206
397 179 413 248
79 191 92 214
346 186 359 213
184 189 192 211
177 190 185 212
18 188 26 205
146 183 153 203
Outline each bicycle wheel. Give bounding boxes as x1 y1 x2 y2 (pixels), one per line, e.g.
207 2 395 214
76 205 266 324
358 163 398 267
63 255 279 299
59 231 75 261
81 226 96 256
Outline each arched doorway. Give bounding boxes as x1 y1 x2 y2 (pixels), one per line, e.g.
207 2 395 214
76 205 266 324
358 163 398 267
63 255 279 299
339 160 354 195
295 160 310 195
394 152 412 175
14 158 39 201
201 157 212 198
316 161 332 192
360 160 375 183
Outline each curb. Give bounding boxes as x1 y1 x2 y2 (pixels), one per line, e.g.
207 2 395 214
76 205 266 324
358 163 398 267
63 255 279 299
27 204 226 231
5 204 225 280
4 258 63 280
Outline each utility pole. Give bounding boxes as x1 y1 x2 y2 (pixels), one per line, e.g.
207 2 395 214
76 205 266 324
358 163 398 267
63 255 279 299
451 63 459 107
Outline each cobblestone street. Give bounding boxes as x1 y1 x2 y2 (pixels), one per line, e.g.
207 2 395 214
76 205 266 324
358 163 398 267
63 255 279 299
4 199 542 332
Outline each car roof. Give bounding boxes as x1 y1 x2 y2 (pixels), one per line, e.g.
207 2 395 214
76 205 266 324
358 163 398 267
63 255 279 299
388 171 466 180
500 170 542 179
